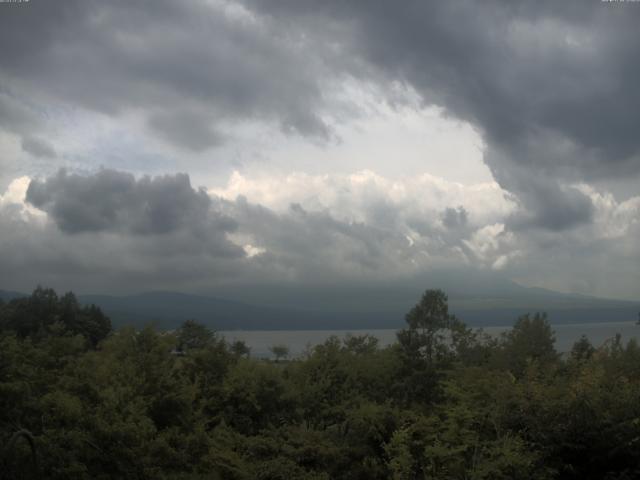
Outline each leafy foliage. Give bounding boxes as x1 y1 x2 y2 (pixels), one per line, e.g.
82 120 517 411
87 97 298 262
1 287 640 479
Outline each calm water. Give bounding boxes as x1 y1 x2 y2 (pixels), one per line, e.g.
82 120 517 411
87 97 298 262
220 321 640 358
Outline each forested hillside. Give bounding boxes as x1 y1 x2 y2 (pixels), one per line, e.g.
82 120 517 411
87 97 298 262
2 287 640 479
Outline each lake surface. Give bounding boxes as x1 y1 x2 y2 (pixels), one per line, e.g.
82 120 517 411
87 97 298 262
220 321 640 358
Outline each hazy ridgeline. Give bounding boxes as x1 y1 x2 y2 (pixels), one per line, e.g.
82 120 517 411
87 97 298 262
2 287 640 479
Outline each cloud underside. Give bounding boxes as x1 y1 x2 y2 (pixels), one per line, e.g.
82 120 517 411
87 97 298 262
0 169 638 300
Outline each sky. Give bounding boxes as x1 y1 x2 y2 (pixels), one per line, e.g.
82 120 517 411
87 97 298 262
0 0 639 302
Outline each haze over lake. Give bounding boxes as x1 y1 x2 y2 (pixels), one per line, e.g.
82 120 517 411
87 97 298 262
221 321 640 358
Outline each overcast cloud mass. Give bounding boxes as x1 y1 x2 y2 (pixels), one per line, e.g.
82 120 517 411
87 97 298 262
0 0 639 301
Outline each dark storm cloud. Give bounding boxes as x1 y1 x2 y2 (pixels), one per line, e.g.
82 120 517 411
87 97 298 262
2 1 638 231
0 204 245 295
245 0 640 229
0 0 331 149
500 166 595 231
26 169 233 236
1 168 427 294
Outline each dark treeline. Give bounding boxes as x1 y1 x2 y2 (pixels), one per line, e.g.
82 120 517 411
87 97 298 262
2 287 640 479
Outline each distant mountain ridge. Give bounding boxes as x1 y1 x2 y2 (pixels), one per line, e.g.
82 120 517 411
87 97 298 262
78 291 322 330
0 290 26 302
2 284 638 330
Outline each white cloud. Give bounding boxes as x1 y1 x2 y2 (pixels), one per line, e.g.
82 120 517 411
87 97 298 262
0 176 46 221
242 244 266 258
575 184 640 239
211 169 514 226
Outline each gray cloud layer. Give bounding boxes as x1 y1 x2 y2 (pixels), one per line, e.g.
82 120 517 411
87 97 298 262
26 170 219 235
2 1 639 230
23 170 243 264
21 168 423 285
1 2 639 300
246 0 640 229
3 169 426 295
0 167 638 300
0 0 332 152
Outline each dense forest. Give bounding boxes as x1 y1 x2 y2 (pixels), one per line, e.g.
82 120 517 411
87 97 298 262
2 287 640 479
